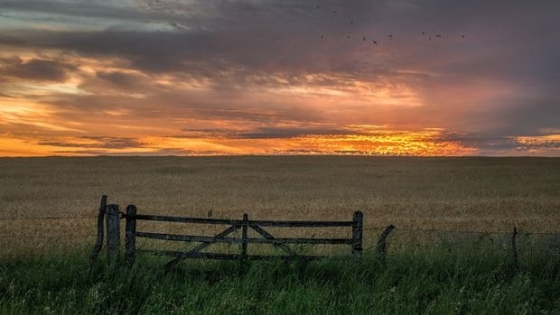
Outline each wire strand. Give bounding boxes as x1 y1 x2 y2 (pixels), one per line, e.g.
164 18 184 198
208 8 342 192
0 216 98 221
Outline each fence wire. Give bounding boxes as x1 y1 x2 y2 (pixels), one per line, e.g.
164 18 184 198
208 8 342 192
0 216 98 221
1 215 560 261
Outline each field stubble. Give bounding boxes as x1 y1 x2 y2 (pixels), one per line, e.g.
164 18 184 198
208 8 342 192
0 156 559 258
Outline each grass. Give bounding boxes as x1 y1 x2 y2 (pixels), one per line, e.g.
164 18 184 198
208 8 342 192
1 247 559 315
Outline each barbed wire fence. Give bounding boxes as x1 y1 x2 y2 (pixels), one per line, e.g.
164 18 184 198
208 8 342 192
1 204 559 265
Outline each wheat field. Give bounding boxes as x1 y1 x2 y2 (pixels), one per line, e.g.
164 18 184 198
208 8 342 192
1 156 559 257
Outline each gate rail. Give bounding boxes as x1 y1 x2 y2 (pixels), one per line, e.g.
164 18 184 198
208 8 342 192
90 196 366 270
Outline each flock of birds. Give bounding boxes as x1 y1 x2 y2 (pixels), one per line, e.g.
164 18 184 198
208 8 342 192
315 4 467 45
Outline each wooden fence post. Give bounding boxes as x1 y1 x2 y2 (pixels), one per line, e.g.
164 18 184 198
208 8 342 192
376 224 395 263
242 213 249 261
106 204 121 267
125 205 137 265
352 211 363 257
89 195 107 266
512 227 519 268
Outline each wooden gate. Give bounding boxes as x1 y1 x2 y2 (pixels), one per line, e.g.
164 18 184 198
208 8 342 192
126 205 363 269
90 196 364 270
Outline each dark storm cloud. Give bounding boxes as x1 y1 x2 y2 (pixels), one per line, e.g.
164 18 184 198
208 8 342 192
35 87 324 127
38 136 143 149
437 131 560 155
5 0 558 85
94 70 149 89
81 136 144 149
437 133 517 151
0 34 26 45
0 0 182 24
3 0 559 77
515 138 560 150
0 58 76 82
479 94 560 137
1 1 389 76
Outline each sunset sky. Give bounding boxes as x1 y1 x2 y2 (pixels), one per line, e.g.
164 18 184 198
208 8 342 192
0 0 559 156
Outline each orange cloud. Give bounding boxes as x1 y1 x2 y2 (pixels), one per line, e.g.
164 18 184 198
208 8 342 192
0 1 559 157
0 126 479 157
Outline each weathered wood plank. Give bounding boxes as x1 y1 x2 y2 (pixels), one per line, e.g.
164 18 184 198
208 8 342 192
140 250 341 261
376 224 395 263
136 231 235 242
89 195 107 266
164 224 238 270
125 205 137 265
242 214 248 260
129 214 353 227
106 204 120 266
130 214 241 225
242 219 354 228
136 231 353 245
352 211 363 257
512 227 519 268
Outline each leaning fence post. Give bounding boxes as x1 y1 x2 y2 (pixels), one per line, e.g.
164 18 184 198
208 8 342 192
512 227 519 268
352 211 363 257
89 195 107 266
242 213 249 261
376 224 395 263
125 205 137 265
106 204 121 267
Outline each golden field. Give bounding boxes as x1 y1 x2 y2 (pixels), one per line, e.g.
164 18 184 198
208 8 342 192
1 156 559 257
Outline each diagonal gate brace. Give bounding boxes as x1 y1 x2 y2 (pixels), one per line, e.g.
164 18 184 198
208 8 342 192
165 224 239 270
249 224 296 256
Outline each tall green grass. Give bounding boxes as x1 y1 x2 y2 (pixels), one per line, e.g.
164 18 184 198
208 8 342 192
1 248 559 315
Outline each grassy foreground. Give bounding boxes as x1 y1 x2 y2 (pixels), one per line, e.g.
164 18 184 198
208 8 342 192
1 249 559 315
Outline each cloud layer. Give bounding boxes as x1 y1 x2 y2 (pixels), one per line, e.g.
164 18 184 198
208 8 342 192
0 0 559 156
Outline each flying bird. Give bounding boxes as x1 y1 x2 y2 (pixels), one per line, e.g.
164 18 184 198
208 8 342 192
311 7 468 47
